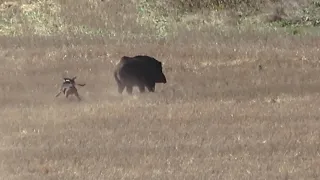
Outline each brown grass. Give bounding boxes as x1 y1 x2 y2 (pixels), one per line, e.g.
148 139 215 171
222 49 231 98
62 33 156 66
1 0 320 179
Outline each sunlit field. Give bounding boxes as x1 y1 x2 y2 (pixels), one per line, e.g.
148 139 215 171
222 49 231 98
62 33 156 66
1 0 320 179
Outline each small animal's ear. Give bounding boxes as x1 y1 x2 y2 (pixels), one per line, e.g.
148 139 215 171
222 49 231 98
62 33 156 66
63 78 70 82
72 76 77 80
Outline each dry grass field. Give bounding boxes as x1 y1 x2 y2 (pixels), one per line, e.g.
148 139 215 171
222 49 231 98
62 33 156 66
1 0 320 179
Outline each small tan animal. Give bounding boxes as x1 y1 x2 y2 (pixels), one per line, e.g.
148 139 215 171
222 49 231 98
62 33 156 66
55 76 86 101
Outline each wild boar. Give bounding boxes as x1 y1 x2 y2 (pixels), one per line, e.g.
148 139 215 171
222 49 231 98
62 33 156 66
114 55 167 95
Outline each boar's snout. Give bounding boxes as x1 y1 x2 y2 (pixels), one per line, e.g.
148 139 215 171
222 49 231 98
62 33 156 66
159 73 167 83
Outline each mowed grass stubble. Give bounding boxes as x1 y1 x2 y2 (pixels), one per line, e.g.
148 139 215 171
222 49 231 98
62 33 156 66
1 0 320 179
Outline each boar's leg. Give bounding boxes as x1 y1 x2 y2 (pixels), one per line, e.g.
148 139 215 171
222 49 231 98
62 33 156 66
117 83 125 94
138 84 145 93
126 85 133 95
146 81 156 92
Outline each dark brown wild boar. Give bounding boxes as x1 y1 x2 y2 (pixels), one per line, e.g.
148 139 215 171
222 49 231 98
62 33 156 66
114 55 167 95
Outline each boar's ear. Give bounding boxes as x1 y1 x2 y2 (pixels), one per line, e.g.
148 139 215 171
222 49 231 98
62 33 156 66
121 56 129 61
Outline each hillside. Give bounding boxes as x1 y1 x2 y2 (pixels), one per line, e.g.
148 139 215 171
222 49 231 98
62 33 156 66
1 0 320 37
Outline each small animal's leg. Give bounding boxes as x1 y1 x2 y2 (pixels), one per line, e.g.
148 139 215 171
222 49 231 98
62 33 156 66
55 91 62 97
126 85 133 95
65 89 71 99
74 91 81 101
